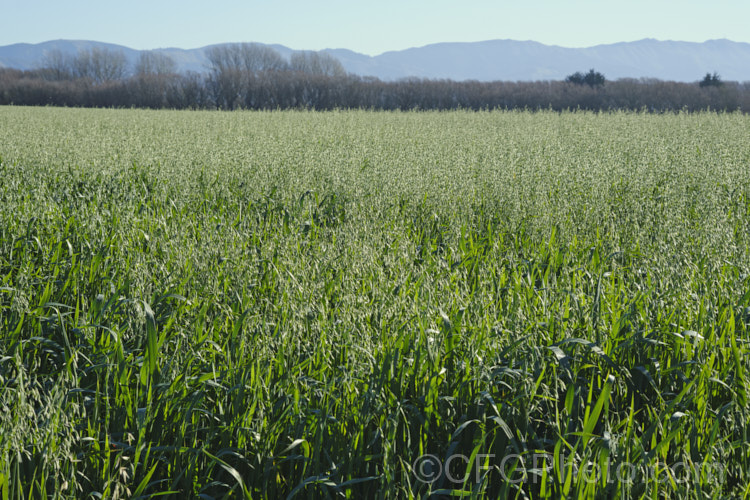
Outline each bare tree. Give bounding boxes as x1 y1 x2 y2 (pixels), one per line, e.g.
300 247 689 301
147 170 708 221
290 51 346 77
135 51 177 76
39 49 74 81
73 47 129 84
205 43 289 109
206 43 287 74
132 52 179 108
242 43 288 72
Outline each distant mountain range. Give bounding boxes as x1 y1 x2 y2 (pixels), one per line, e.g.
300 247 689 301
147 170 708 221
1 38 749 82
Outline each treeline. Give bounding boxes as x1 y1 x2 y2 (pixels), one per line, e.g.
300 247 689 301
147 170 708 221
1 43 749 112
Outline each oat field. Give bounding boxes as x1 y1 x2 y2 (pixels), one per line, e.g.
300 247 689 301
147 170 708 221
1 107 750 498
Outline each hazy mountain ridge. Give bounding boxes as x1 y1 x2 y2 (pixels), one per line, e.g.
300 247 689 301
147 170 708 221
1 38 749 82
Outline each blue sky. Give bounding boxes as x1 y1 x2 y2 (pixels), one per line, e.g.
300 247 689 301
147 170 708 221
2 0 749 55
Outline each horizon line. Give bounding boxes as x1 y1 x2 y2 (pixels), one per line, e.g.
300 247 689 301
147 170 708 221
0 37 746 57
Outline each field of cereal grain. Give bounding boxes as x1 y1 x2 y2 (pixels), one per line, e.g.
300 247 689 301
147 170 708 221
1 107 750 498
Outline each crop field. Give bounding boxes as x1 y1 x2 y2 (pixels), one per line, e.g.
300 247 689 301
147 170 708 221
1 106 750 498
